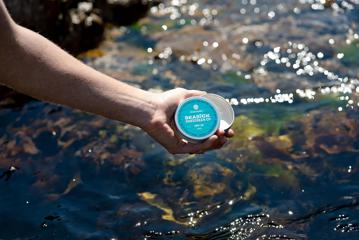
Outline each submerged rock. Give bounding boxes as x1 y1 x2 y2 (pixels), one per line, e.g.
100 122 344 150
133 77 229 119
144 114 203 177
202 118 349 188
187 163 234 198
288 110 359 155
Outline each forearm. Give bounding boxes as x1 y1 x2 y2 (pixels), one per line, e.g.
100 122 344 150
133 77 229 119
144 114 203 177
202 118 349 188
0 24 157 128
0 0 12 31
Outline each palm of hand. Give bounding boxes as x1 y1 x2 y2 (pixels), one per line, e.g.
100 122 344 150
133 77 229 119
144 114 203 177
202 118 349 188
146 88 233 154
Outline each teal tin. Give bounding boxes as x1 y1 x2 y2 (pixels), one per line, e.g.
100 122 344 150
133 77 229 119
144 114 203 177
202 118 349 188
174 94 234 143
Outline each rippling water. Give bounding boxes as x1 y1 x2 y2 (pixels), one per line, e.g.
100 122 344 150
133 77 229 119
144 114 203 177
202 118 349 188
1 0 359 239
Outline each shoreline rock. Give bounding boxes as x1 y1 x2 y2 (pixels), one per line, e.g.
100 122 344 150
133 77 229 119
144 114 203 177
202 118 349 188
4 0 159 55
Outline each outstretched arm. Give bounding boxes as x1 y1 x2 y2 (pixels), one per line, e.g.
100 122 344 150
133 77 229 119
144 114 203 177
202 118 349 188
0 1 233 154
0 1 156 129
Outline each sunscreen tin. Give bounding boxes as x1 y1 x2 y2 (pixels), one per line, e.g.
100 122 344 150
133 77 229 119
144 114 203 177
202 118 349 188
204 93 235 132
174 94 234 143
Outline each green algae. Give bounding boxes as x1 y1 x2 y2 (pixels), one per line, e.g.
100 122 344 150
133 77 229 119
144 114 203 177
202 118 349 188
338 40 359 66
132 62 153 76
222 71 251 85
231 115 265 142
249 162 299 188
130 18 192 35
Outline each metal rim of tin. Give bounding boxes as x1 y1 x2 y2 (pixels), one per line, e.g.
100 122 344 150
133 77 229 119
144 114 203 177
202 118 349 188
174 96 220 142
203 93 235 131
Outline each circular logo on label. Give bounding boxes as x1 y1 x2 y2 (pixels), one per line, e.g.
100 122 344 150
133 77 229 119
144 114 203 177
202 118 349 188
176 98 219 140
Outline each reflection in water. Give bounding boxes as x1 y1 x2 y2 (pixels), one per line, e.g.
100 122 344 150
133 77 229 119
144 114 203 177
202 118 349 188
0 0 359 240
229 41 359 108
145 197 359 239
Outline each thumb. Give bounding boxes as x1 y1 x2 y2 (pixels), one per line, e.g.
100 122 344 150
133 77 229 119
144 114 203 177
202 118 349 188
184 90 207 98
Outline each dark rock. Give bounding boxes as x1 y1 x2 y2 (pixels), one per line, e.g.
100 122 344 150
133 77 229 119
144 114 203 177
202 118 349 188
324 0 335 8
94 0 161 26
4 0 160 54
34 130 60 157
4 0 64 42
4 0 104 55
44 215 61 221
0 86 33 109
0 166 18 181
62 2 104 54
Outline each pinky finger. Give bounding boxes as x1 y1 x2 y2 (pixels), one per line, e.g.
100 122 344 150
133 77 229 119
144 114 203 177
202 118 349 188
225 129 235 138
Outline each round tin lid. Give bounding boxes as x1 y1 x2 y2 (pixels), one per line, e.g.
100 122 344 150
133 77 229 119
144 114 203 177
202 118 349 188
204 94 235 130
175 96 220 141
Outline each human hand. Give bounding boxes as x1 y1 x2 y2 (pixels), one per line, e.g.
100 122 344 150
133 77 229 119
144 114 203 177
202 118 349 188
144 88 234 154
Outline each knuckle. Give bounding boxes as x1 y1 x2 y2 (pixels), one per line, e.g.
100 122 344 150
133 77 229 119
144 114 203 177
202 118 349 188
173 87 185 94
151 119 163 128
175 87 185 91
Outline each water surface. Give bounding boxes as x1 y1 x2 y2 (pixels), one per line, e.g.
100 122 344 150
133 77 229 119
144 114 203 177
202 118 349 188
1 0 359 239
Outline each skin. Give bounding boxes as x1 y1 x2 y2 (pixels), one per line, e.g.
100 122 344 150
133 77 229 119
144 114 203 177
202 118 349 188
0 0 234 154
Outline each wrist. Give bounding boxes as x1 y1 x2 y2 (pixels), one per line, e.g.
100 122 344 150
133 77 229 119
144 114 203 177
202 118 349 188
131 90 163 131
